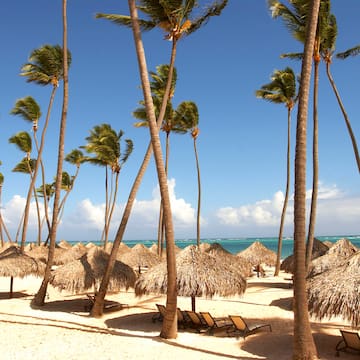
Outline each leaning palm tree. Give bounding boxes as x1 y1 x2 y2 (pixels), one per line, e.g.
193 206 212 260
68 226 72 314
289 0 321 357
15 44 71 253
9 132 42 246
0 162 13 245
92 1 228 330
33 0 70 307
256 67 297 276
81 124 133 246
320 21 360 173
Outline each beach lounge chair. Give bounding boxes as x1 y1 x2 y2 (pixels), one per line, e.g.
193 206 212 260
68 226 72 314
185 310 208 332
84 294 124 312
199 311 233 335
335 330 360 356
226 315 272 339
152 304 166 322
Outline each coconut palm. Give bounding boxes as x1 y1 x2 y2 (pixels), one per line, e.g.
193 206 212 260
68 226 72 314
9 132 42 246
256 67 297 276
173 101 202 246
320 20 360 173
92 2 227 331
81 124 133 246
15 44 71 253
33 0 70 307
291 0 320 357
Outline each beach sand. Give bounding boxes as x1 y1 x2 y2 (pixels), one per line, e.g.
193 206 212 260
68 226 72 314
0 268 354 360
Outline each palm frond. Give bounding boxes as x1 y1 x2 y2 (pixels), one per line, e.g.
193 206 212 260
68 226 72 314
95 13 156 31
336 44 360 59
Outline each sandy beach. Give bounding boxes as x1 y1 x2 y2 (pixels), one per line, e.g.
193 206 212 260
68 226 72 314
0 268 355 360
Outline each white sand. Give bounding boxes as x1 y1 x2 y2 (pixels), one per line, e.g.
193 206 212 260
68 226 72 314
0 269 353 359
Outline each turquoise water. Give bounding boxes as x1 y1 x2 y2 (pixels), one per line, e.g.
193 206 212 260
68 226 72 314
78 234 360 259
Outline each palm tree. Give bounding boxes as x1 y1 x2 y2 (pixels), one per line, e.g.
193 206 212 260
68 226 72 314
10 96 52 241
9 132 42 245
15 44 71 253
256 67 297 276
82 124 133 246
172 101 202 246
290 0 320 357
0 162 13 245
33 0 70 307
321 25 360 173
91 1 228 325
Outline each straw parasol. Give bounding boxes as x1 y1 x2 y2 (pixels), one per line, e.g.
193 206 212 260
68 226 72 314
119 243 161 271
236 241 276 267
135 245 247 311
281 238 329 273
307 251 360 327
53 242 88 265
50 246 136 294
0 245 46 298
307 238 358 278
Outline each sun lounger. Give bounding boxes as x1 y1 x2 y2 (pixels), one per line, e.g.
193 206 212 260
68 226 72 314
184 310 208 332
226 315 272 339
84 294 124 312
152 303 166 322
336 330 360 356
199 311 233 335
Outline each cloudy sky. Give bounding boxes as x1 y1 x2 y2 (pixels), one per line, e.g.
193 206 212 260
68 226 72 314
0 1 359 242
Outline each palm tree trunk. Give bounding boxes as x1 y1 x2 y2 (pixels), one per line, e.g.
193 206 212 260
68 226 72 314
306 59 320 270
91 4 179 319
32 0 69 306
274 108 291 276
326 62 360 173
293 0 320 358
194 138 201 247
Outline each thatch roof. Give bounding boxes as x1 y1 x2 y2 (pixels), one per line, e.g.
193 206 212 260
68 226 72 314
281 238 329 274
119 243 160 269
49 246 136 294
53 242 88 265
135 245 247 300
307 251 360 327
0 245 45 278
307 238 358 278
236 241 276 266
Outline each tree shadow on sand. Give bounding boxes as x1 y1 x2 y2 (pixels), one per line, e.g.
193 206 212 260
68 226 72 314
0 291 30 299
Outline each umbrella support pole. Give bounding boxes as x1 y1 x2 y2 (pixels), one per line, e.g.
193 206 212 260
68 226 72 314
10 276 13 298
191 296 195 312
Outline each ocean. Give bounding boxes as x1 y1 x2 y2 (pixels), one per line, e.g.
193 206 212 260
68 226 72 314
78 234 360 259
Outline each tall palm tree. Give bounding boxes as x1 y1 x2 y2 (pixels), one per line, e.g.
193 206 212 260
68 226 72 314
10 96 52 240
321 24 360 173
33 0 70 307
9 132 42 245
81 124 133 246
268 0 330 272
91 1 228 323
15 44 71 253
173 101 202 246
289 0 321 357
0 162 13 245
256 67 297 276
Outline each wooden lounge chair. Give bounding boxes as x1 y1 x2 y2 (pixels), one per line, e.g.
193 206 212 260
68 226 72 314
199 311 233 335
336 330 360 356
226 315 272 339
185 310 208 332
152 303 166 322
84 294 124 312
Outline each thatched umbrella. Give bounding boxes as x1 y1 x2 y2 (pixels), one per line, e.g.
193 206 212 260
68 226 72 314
53 242 88 265
307 238 358 278
135 245 247 311
307 251 360 327
119 243 161 272
281 238 329 273
49 246 136 294
201 242 253 277
0 245 46 298
236 241 276 267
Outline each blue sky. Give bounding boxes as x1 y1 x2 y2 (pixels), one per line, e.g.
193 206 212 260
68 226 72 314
0 0 359 242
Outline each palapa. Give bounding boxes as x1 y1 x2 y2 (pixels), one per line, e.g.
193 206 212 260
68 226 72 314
236 241 276 267
307 250 360 327
119 243 160 270
307 238 358 278
50 246 136 294
0 245 45 298
135 245 247 311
